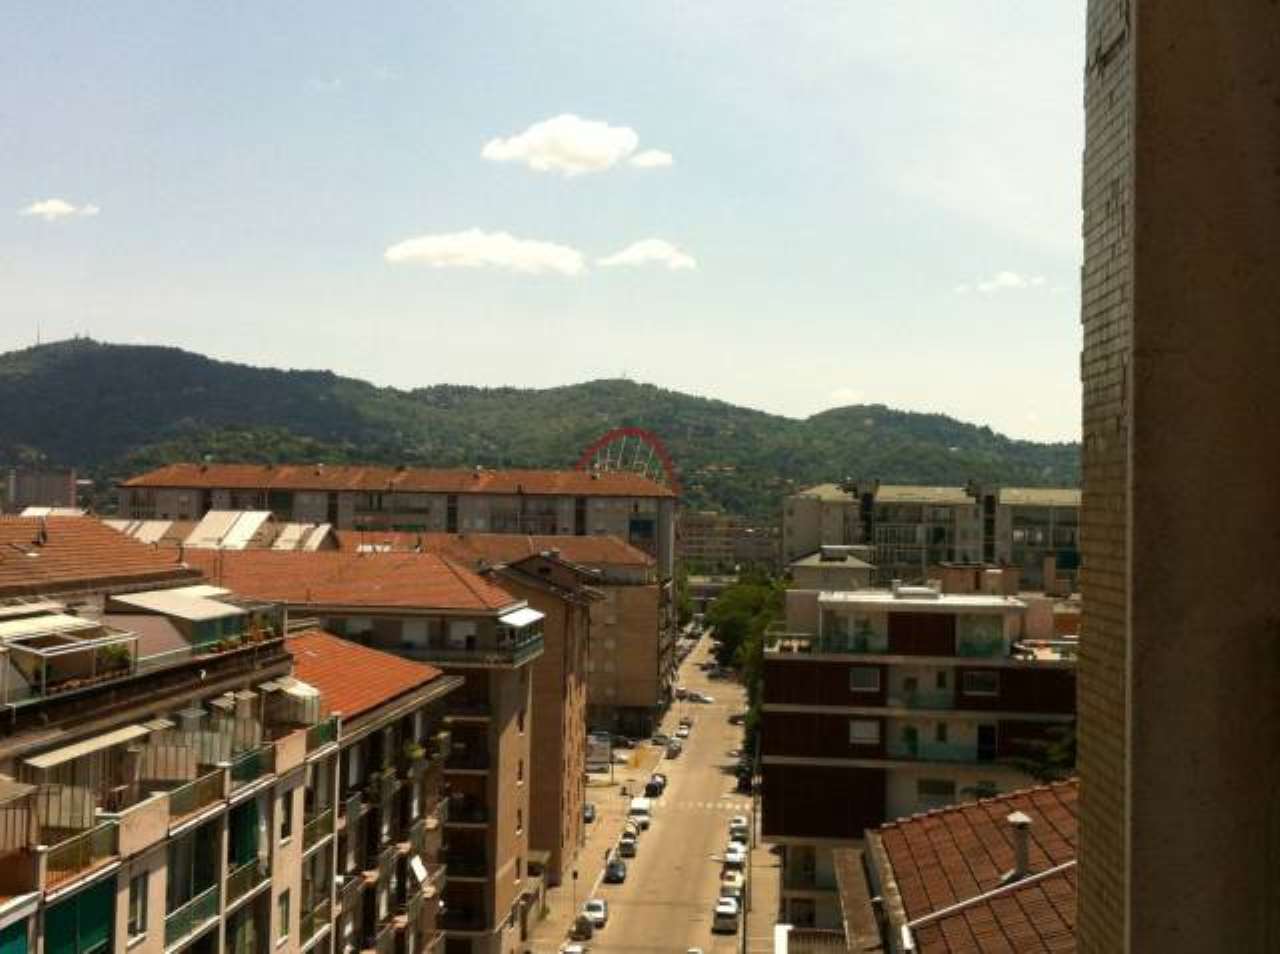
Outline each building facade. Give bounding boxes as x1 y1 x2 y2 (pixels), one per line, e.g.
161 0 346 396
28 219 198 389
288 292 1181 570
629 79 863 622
782 482 1080 590
1078 3 1280 951
118 464 677 578
677 510 779 572
761 584 1075 929
186 550 543 954
4 468 78 514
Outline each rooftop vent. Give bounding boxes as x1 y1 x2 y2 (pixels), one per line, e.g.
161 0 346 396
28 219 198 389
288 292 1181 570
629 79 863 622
1000 811 1033 885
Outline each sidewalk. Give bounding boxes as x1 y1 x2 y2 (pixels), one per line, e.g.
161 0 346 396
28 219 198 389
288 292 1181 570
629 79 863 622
746 828 781 952
524 746 661 953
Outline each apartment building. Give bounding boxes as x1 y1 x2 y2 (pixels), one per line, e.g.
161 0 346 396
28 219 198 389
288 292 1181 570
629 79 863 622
4 468 78 514
185 549 543 954
334 531 600 887
335 531 670 738
761 583 1075 929
119 464 677 577
787 545 874 591
677 511 779 571
781 482 1080 589
286 631 459 954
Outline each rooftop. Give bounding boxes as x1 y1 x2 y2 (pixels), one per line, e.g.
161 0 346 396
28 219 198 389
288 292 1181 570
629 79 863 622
0 517 199 598
818 589 1025 611
875 484 974 506
123 462 676 498
286 629 446 718
789 548 875 570
998 487 1082 508
866 780 1078 954
334 530 654 568
183 548 520 613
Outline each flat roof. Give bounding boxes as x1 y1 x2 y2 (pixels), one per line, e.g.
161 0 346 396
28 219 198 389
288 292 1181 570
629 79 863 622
818 590 1025 611
789 551 875 570
875 485 973 505
999 487 1082 507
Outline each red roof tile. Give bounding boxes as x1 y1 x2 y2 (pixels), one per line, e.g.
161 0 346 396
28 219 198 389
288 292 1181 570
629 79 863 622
875 780 1078 954
334 530 655 568
0 517 197 597
287 629 445 718
182 549 519 612
123 462 676 498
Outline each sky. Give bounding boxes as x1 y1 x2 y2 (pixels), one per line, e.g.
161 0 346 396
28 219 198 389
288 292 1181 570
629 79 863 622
1 2 1085 442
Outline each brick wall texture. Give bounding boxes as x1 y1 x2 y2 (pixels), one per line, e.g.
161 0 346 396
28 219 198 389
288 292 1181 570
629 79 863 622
1079 1 1132 950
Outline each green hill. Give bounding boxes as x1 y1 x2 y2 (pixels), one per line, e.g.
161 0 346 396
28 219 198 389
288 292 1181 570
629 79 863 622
0 339 1079 519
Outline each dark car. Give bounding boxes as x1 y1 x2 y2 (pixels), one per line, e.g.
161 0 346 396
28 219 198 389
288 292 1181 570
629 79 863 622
612 735 635 749
604 859 628 883
728 712 746 725
583 802 596 823
651 733 670 746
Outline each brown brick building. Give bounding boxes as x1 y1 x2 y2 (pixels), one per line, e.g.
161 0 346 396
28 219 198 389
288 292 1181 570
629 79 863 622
1078 3 1280 950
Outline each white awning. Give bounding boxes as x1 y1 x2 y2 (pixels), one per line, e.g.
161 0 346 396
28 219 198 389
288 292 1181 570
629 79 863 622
498 607 544 629
24 724 152 770
110 590 242 622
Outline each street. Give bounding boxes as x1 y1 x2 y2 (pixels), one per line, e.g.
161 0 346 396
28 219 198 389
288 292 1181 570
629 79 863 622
542 631 774 954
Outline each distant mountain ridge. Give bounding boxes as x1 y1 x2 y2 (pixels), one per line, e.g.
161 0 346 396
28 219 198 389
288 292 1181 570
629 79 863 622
0 339 1079 519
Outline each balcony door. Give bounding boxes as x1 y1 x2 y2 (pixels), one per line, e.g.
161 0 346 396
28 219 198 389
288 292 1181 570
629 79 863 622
977 724 998 762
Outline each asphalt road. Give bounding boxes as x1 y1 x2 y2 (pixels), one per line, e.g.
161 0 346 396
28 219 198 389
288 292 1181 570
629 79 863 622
585 634 752 954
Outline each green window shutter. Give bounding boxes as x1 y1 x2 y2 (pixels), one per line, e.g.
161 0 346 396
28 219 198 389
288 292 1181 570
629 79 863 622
77 879 115 954
44 899 77 954
0 920 28 954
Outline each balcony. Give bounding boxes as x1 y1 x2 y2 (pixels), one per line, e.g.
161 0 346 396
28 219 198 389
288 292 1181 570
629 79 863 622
885 689 955 710
956 637 1006 659
438 908 487 932
377 844 397 886
363 922 395 954
443 797 488 827
765 629 887 656
226 857 269 905
398 631 544 669
304 807 335 851
44 821 117 889
443 748 490 773
368 770 399 808
782 869 838 892
164 884 220 949
339 874 364 915
428 730 451 763
307 716 340 753
230 746 276 790
886 740 978 763
441 850 486 879
299 898 331 947
168 770 223 823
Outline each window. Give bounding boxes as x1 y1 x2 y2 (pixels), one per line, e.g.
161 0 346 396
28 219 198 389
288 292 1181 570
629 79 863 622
517 759 524 783
848 719 880 746
517 708 526 734
517 809 523 833
935 723 949 743
935 670 948 690
848 667 880 692
128 872 148 938
280 792 293 842
961 670 1000 697
277 891 290 944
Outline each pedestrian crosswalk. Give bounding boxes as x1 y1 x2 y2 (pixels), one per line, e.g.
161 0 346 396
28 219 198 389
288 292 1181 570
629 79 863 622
667 799 752 812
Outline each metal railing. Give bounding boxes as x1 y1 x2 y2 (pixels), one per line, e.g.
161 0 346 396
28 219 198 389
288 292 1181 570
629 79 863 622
339 875 364 915
957 637 1006 658
377 844 397 885
164 884 219 948
343 791 365 824
886 740 978 763
226 857 268 905
398 632 544 667
366 922 395 954
169 770 223 820
303 807 335 851
45 821 117 889
307 716 340 752
299 898 331 945
230 746 276 789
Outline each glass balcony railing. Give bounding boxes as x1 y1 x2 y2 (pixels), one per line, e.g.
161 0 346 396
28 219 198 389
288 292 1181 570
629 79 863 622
443 747 490 772
438 908 486 931
307 716 340 752
371 923 395 954
299 898 331 945
165 884 220 948
886 740 978 763
399 632 544 668
45 821 117 889
230 746 276 789
956 637 1007 658
226 857 269 905
339 875 364 915
169 770 223 819
304 808 335 851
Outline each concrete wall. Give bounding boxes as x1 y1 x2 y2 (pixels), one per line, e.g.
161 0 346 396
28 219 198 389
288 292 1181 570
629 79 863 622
1079 3 1280 950
586 582 662 731
486 667 531 937
883 763 1029 822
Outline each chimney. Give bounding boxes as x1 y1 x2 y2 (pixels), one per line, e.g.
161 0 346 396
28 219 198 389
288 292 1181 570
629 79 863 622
1001 811 1033 884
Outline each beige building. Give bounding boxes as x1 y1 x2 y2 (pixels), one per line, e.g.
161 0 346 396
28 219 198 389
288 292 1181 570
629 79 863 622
118 463 677 578
0 517 459 954
782 482 1080 589
1078 4 1280 951
185 549 543 954
678 510 779 571
787 545 874 591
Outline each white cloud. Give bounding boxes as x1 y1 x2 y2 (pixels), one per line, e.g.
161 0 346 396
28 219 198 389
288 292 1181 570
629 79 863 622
598 239 697 271
481 114 671 175
629 149 673 169
954 271 1047 294
19 198 99 221
829 387 864 406
384 228 585 276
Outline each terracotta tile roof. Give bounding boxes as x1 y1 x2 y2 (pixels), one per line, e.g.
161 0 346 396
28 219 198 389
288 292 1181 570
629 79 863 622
334 530 655 568
287 628 445 718
123 462 676 498
0 517 197 598
182 549 519 612
873 780 1078 954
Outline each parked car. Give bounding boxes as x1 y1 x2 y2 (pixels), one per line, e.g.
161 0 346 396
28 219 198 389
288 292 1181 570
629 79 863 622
644 778 664 798
723 843 747 868
729 829 748 847
651 772 668 788
728 712 746 725
678 715 693 727
604 859 628 883
665 740 683 759
675 725 691 739
583 802 596 823
583 899 609 928
674 686 688 700
618 833 638 857
651 733 670 746
570 915 594 940
729 814 749 831
711 899 740 934
628 796 652 830
690 692 715 704
720 870 745 900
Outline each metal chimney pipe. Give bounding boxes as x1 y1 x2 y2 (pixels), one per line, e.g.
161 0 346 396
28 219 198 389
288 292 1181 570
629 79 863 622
1007 810 1033 879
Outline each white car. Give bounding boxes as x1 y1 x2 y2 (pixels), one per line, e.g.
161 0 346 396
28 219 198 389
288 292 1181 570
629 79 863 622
729 814 749 830
583 899 608 928
675 725 691 739
723 843 747 868
720 870 745 900
712 899 740 934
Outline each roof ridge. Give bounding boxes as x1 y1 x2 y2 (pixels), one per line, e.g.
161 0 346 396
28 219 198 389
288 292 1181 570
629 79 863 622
437 554 508 608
